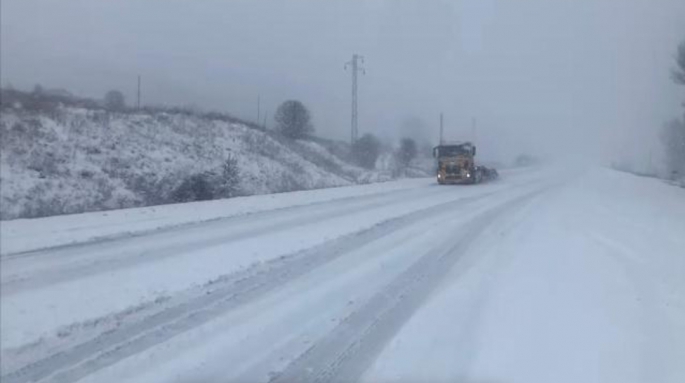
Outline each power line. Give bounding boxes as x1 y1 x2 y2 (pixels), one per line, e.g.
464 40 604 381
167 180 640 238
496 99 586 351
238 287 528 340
345 54 365 144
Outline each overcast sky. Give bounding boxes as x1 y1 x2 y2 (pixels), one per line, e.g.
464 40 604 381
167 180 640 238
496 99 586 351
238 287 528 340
2 0 684 165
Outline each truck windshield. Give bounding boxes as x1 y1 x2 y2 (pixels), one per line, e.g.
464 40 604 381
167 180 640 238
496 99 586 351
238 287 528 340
438 146 472 157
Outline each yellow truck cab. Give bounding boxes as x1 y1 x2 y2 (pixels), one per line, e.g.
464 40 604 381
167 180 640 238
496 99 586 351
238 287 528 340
433 142 479 184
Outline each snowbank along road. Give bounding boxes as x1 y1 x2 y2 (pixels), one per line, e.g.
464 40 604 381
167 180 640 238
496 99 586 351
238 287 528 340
1 166 684 383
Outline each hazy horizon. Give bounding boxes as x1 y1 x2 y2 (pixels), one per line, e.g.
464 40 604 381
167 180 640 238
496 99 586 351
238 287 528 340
2 0 684 166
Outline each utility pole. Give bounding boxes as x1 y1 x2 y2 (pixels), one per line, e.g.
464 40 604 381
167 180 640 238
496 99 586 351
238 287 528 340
471 117 477 143
263 110 268 129
257 95 261 125
439 113 444 145
136 75 141 109
345 54 365 144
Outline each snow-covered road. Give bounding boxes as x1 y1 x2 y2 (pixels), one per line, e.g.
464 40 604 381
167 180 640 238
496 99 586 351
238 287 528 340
1 167 683 383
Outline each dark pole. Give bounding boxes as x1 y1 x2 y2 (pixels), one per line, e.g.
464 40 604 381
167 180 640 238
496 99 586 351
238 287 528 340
137 75 141 109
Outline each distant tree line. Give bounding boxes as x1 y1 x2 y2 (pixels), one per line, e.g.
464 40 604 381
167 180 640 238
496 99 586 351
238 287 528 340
0 86 266 130
271 100 422 173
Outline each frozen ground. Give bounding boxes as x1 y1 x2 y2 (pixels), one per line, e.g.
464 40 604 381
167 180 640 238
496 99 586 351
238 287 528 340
1 166 683 383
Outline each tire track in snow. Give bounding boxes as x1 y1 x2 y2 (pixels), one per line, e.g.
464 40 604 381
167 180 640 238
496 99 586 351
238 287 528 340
1 187 512 383
269 189 545 383
1 185 444 295
0 183 433 259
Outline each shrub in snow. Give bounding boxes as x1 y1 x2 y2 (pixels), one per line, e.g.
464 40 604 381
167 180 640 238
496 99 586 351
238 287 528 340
102 155 238 205
215 155 242 198
124 173 177 206
172 173 215 203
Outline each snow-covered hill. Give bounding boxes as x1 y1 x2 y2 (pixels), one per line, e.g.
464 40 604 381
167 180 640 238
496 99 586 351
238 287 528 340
0 106 394 220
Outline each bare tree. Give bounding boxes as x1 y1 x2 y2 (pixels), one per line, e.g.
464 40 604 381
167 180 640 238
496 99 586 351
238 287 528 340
396 137 418 170
217 155 241 198
275 100 314 139
661 119 685 179
104 90 126 111
672 41 685 86
662 41 685 180
352 133 381 169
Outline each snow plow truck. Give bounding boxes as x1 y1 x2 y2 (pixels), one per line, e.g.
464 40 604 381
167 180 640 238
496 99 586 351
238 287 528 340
433 142 497 184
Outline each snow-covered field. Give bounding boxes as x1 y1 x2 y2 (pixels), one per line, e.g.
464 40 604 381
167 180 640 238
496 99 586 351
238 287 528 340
0 106 395 220
1 166 683 383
